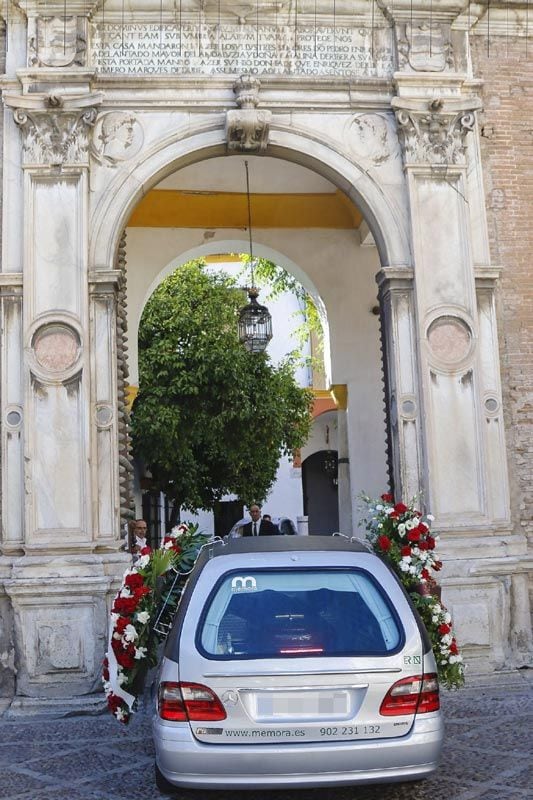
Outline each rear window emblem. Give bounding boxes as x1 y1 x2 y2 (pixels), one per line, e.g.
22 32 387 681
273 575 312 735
231 576 257 592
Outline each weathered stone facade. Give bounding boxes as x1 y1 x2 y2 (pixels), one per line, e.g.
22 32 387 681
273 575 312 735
0 1 531 707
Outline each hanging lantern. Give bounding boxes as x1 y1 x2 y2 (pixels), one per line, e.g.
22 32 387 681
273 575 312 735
237 160 273 354
238 285 273 354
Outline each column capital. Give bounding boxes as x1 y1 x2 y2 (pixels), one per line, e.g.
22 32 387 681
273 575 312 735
376 266 414 290
4 89 103 167
392 95 481 166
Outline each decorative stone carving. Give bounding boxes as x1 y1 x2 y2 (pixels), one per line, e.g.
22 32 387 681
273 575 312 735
345 112 401 167
5 92 103 167
397 23 454 72
91 112 144 166
13 105 97 167
226 75 271 153
28 16 87 68
115 232 135 530
392 97 481 166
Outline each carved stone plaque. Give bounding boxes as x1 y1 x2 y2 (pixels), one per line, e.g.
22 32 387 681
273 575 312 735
33 325 80 373
427 317 471 364
89 22 394 78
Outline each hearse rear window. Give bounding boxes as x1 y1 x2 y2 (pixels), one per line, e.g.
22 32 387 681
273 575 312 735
198 569 402 659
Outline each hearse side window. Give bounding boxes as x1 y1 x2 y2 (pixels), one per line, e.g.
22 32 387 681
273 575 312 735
198 569 402 659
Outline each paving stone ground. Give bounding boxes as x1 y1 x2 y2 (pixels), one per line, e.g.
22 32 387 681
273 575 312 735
0 673 531 800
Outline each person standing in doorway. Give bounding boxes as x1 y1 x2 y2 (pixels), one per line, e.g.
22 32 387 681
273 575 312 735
241 505 280 536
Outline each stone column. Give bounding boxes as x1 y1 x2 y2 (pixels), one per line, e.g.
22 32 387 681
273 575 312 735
1 75 127 704
377 267 424 503
383 0 511 532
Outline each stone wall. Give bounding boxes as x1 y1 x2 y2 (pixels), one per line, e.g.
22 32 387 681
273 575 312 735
471 37 533 551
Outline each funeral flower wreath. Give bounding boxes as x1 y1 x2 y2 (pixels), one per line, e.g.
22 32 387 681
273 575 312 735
102 523 210 723
361 493 465 690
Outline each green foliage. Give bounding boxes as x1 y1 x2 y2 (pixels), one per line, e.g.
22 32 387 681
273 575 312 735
132 260 313 512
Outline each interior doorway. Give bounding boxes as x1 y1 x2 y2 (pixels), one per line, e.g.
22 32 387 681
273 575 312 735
302 450 340 535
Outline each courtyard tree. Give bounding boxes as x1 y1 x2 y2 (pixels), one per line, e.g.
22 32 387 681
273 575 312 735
131 260 313 521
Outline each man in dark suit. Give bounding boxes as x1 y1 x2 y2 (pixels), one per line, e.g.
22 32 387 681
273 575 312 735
241 504 280 536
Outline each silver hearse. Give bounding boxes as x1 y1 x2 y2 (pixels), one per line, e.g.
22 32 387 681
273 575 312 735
153 536 443 791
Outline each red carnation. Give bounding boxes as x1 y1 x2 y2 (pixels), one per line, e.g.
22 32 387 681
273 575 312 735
113 596 139 615
377 535 392 552
114 616 130 634
133 585 151 602
381 493 394 503
102 657 110 682
394 502 408 514
426 536 436 550
171 544 181 554
401 546 412 557
450 640 459 655
418 522 429 533
140 546 152 556
433 559 443 571
421 568 430 581
407 529 421 542
438 623 451 635
418 540 429 551
163 536 173 545
115 643 136 669
124 573 144 589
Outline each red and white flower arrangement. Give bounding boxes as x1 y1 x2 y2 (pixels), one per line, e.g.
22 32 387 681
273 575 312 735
362 493 465 689
102 523 210 723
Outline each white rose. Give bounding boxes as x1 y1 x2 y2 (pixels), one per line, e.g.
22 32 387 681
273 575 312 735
398 523 406 535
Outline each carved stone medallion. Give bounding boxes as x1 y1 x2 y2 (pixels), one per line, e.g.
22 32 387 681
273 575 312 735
226 74 271 153
91 112 144 166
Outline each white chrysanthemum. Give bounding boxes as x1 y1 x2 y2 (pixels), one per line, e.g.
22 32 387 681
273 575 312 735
408 565 417 575
399 561 411 572
444 612 451 623
375 504 383 512
134 646 148 660
136 610 150 624
137 554 150 568
401 555 412 564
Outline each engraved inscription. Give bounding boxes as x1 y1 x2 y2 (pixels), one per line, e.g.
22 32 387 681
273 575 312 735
89 23 394 77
